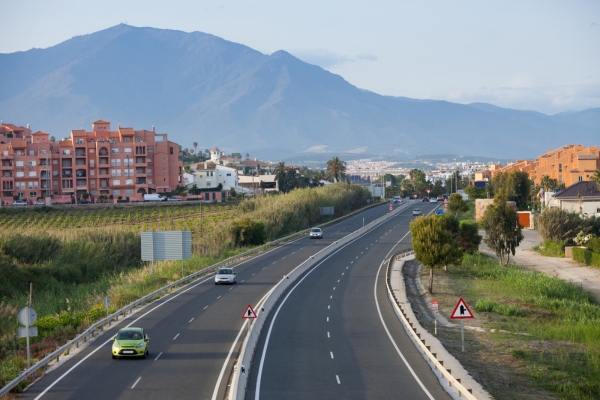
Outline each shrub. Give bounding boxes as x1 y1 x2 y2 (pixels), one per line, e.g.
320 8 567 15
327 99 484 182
572 247 600 268
231 218 267 246
534 240 565 257
475 299 523 316
586 237 600 253
535 208 593 243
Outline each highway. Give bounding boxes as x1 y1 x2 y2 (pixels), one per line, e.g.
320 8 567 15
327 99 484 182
246 201 449 399
20 201 426 400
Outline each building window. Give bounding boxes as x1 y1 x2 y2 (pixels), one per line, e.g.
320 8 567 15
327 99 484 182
148 179 152 184
163 157 166 162
135 137 141 142
579 175 583 182
126 179 133 185
125 148 132 153
148 169 152 176
90 181 95 188
559 176 563 183
148 147 154 152
163 168 166 172
113 180 121 185
558 164 562 172
89 148 95 153
170 147 173 155
111 148 119 154
164 178 166 182
28 161 36 166
16 171 24 177
53 182 58 189
16 161 23 167
113 190 120 195
29 171 36 177
53 160 58 164
126 189 133 194
125 137 131 143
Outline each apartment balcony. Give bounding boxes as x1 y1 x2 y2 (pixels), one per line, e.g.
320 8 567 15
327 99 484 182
62 174 73 178
1 163 13 170
0 155 14 160
135 160 148 167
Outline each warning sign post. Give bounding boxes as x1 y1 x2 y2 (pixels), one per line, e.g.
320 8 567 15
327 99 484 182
242 304 257 319
450 298 474 352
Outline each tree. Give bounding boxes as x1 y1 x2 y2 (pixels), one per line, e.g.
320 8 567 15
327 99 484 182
490 171 532 210
447 193 469 217
245 153 250 159
464 185 487 200
50 136 56 143
410 215 463 293
231 152 242 159
534 207 594 243
539 175 558 191
184 165 191 173
409 169 427 196
82 192 90 200
326 157 346 182
481 190 524 265
192 142 198 155
591 170 600 186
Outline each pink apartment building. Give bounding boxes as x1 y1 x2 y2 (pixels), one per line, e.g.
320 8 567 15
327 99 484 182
0 120 184 204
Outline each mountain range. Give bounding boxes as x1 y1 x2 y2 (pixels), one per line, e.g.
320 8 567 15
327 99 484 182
1 24 598 161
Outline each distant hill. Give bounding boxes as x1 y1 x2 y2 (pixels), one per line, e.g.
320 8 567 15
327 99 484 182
1 24 598 160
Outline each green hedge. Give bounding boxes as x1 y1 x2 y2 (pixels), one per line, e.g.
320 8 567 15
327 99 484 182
572 247 600 268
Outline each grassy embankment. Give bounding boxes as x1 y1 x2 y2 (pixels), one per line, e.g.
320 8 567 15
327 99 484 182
0 183 370 390
416 199 600 398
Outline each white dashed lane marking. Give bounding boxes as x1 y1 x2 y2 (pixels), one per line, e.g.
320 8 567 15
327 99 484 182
189 318 194 323
173 333 180 340
204 306 208 310
131 377 142 389
154 352 162 361
330 352 334 359
336 375 341 384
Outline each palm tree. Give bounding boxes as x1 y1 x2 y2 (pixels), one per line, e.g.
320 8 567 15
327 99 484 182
539 175 558 191
192 142 198 155
326 157 346 182
591 170 600 186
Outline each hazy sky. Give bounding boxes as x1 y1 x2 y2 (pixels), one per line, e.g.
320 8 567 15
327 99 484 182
2 0 599 114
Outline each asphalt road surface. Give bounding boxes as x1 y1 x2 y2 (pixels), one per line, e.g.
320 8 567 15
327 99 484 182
21 201 429 400
245 202 450 400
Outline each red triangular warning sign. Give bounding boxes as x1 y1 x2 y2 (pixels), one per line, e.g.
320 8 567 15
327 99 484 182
242 304 257 319
450 298 474 319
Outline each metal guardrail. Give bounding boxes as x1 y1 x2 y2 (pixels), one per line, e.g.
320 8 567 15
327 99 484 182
0 202 385 397
385 251 479 400
231 201 414 399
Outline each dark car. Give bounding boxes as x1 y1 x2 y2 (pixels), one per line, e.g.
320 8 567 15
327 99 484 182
79 199 91 204
422 197 429 202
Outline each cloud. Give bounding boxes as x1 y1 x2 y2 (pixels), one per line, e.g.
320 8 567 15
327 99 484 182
346 146 368 154
302 145 329 153
290 49 377 69
442 81 600 114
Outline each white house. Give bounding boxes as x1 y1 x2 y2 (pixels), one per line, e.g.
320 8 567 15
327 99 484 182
546 181 600 217
191 161 239 191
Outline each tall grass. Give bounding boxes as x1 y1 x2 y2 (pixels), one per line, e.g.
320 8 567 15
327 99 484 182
457 253 600 398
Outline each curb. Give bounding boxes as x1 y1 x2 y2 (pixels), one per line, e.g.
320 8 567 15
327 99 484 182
388 255 492 400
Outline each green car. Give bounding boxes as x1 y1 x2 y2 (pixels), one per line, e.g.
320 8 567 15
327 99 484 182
111 327 150 359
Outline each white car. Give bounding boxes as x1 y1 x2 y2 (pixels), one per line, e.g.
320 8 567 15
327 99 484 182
167 197 182 201
33 201 46 205
429 198 437 203
412 208 422 216
215 268 236 285
309 227 323 239
13 200 27 206
393 196 402 204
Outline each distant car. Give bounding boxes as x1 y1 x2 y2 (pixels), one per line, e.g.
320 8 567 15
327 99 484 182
437 196 444 201
111 327 149 359
412 208 422 216
33 201 46 205
13 200 27 206
79 199 91 204
309 227 323 239
215 268 236 285
429 198 437 203
393 196 401 204
167 197 182 201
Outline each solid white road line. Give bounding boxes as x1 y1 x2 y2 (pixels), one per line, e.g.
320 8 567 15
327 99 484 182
154 352 163 361
173 333 180 340
336 375 341 384
131 377 142 389
189 318 194 323
372 230 435 400
34 272 219 399
253 206 408 399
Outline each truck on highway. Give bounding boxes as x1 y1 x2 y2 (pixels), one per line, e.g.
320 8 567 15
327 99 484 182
144 194 165 202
